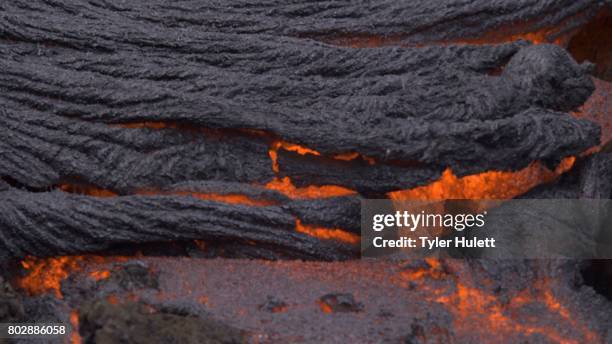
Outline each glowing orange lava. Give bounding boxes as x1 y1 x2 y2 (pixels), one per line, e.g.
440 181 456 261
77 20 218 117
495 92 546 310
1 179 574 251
59 184 117 197
70 310 81 344
89 270 111 281
397 262 599 343
179 192 277 206
389 157 575 201
113 123 363 200
108 295 120 305
400 258 446 280
59 183 278 207
317 300 334 313
442 282 599 344
265 177 355 200
295 219 360 245
265 139 368 199
18 256 124 298
138 190 277 207
118 121 172 130
198 295 210 306
322 8 599 48
443 24 569 46
18 256 85 298
435 283 591 344
268 140 320 173
333 151 376 164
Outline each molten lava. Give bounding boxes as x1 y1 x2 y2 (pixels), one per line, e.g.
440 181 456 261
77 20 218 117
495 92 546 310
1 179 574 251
389 157 575 201
333 152 376 164
138 190 278 207
435 283 595 344
58 183 278 206
317 300 334 314
114 120 588 203
18 256 85 298
265 139 371 199
89 270 111 281
321 8 602 48
265 177 356 199
118 122 172 130
295 219 360 245
70 310 82 344
17 256 125 298
397 261 599 344
59 184 117 197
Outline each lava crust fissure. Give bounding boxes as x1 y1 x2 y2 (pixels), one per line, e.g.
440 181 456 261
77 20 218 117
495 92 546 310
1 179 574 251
0 186 362 261
0 41 601 193
0 0 607 262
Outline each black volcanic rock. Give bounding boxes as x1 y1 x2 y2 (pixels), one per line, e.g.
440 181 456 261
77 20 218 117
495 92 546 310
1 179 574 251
0 0 603 46
473 151 612 259
0 41 600 191
318 293 364 313
79 300 245 344
0 0 605 259
0 187 359 261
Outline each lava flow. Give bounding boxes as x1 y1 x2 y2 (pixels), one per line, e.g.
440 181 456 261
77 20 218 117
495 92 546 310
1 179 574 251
295 219 360 245
320 7 604 48
17 256 125 299
396 261 599 344
70 310 82 344
389 157 576 201
265 176 355 200
18 256 85 298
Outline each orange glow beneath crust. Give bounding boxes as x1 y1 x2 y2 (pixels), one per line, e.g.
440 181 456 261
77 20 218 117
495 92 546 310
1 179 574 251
317 300 334 314
269 305 288 313
445 25 568 46
89 270 111 281
269 139 320 173
269 139 375 170
266 139 367 199
389 157 575 201
59 184 278 207
322 8 598 48
137 190 278 207
118 122 171 130
107 295 120 305
70 310 81 344
400 258 446 281
59 184 117 197
435 283 595 344
116 123 362 199
265 177 355 200
114 121 584 204
198 295 210 306
18 256 85 298
397 262 599 343
273 140 321 157
295 219 360 245
333 151 376 165
181 192 277 206
322 25 565 48
328 32 542 48
17 256 126 298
